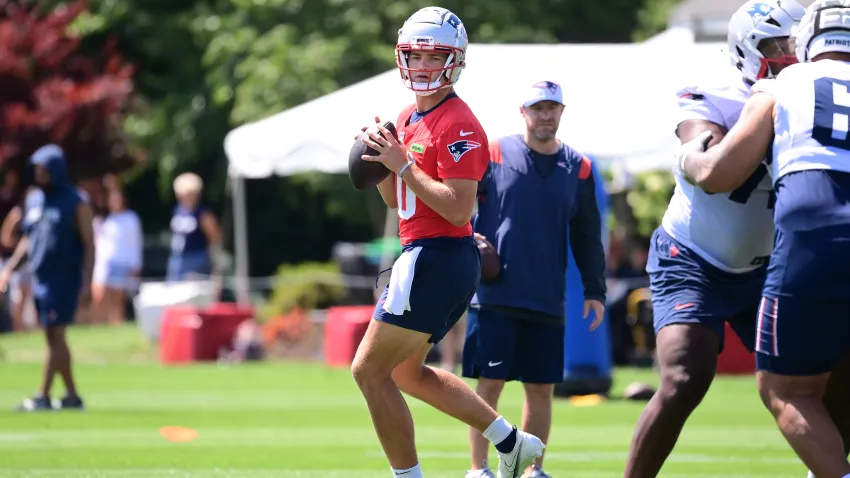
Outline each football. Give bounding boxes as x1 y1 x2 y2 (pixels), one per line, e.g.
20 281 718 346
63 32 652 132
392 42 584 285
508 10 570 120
475 234 501 281
348 121 397 190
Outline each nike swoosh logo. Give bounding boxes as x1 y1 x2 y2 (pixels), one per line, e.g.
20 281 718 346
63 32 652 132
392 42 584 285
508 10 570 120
488 361 503 367
504 439 521 475
459 130 473 136
394 471 412 476
674 303 696 311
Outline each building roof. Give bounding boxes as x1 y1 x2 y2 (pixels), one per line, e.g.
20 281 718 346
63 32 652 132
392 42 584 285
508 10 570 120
670 0 816 39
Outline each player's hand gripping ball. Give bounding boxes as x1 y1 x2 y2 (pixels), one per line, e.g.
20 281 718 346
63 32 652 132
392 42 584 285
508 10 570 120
349 120 398 190
474 233 500 281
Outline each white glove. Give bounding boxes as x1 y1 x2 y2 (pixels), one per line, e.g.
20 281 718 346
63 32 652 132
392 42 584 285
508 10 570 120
675 130 713 185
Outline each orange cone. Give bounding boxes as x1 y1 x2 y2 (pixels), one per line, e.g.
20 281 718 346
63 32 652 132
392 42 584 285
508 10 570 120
159 426 199 443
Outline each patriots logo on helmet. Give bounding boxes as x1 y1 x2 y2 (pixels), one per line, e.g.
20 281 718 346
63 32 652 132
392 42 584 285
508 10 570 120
447 140 481 162
445 13 462 29
747 3 775 20
533 81 560 95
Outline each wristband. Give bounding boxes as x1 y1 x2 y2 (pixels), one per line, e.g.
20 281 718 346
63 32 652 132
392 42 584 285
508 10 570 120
398 156 415 178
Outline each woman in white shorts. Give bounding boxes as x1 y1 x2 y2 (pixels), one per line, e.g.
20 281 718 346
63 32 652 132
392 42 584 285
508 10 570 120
0 192 34 332
92 188 143 325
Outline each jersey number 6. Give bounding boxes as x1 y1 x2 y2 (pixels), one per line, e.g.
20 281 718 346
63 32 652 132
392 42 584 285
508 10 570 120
813 77 850 151
396 175 417 219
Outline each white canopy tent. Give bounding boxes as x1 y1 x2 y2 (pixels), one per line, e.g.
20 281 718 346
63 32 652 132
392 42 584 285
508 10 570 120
223 32 739 302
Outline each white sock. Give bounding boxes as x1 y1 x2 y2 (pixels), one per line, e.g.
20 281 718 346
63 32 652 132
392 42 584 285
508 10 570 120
391 463 423 478
807 472 815 478
482 415 513 445
841 474 850 478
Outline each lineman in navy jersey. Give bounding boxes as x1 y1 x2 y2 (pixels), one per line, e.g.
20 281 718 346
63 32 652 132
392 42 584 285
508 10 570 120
680 1 850 475
624 1 806 477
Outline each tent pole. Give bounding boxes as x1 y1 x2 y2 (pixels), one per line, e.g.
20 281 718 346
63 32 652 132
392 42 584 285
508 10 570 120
232 175 251 305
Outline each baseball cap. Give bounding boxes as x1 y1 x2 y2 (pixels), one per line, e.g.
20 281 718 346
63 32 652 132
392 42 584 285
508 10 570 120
522 80 564 107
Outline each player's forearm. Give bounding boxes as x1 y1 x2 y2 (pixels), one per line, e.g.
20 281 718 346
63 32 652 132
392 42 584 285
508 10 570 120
402 165 472 227
684 148 741 193
684 92 775 193
376 175 398 209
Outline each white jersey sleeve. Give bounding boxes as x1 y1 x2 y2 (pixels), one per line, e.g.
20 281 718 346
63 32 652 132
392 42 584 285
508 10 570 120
675 77 751 131
753 60 850 182
660 77 775 274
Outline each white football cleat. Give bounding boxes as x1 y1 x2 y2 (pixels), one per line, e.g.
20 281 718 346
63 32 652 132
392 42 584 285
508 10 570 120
497 429 545 478
465 460 495 478
521 465 552 478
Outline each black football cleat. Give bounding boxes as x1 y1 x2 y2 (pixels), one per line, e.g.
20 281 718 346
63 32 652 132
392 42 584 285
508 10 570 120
53 395 85 411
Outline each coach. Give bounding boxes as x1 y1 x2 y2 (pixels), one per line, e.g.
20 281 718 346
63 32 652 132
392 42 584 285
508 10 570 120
462 80 607 478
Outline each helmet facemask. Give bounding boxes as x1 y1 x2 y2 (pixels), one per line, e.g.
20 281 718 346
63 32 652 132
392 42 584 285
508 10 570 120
756 36 798 79
396 41 465 96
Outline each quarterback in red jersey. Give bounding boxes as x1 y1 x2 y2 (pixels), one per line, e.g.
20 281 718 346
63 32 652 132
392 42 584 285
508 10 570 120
392 98 488 244
350 7 544 478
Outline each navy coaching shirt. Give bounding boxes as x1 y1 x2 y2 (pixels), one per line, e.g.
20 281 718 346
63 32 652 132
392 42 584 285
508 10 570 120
472 134 606 324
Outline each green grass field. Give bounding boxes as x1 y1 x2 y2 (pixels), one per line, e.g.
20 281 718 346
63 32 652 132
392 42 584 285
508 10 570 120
0 325 803 478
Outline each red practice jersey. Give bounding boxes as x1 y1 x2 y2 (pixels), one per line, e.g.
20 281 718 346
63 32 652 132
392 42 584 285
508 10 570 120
394 95 489 245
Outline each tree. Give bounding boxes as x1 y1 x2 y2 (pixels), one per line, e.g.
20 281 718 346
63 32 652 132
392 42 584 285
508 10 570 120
0 0 136 179
48 0 681 277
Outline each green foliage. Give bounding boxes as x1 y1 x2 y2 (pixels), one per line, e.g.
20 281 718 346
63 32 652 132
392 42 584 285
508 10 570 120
260 261 345 321
0 0 136 177
626 170 675 238
633 0 682 41
21 0 683 274
197 0 661 126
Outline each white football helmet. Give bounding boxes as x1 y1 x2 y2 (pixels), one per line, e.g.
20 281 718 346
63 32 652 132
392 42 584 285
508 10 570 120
396 7 468 96
727 0 805 83
795 0 850 62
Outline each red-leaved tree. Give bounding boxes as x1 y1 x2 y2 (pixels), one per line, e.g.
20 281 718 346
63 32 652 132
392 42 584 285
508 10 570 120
0 0 136 180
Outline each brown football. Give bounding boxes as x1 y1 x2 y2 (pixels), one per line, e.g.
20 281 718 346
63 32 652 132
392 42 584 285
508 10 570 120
348 122 395 190
476 235 500 281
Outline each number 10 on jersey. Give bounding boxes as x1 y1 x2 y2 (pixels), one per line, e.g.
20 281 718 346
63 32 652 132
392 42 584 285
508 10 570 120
396 175 417 219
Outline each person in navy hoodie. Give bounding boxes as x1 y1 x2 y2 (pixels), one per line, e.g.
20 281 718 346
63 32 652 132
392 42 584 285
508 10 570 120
0 144 94 411
462 81 607 478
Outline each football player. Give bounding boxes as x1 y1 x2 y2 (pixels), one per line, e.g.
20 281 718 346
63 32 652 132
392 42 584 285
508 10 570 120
351 7 544 478
624 1 805 476
679 1 850 475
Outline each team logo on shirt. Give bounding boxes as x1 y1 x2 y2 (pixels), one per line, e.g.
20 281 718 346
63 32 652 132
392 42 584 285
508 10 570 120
447 140 481 162
560 156 574 175
747 3 774 20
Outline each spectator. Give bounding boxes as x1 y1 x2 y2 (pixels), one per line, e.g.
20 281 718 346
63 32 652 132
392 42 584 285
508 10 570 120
0 172 32 332
91 188 143 325
167 173 222 282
